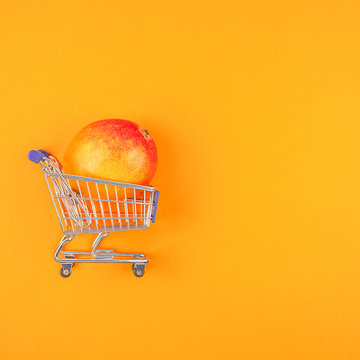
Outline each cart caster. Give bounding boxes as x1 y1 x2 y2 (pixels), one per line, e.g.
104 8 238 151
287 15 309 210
60 268 71 278
132 263 145 277
60 263 73 278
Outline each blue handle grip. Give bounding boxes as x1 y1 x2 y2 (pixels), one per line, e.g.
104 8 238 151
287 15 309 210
151 190 160 223
38 149 50 157
28 150 49 163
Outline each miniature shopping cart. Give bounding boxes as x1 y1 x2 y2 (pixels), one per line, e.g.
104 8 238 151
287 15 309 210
28 149 159 278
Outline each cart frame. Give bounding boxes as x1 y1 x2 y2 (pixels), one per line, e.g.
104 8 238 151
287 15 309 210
28 149 159 278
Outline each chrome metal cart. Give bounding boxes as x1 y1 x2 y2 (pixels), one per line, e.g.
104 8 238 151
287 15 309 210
28 149 159 278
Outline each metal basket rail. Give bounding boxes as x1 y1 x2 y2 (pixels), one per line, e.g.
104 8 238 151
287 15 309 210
46 171 158 234
28 149 159 278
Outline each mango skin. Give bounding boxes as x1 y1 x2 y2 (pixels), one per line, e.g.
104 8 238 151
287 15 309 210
64 119 158 186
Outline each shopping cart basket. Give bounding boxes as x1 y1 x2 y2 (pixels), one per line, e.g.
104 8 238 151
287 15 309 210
28 149 159 278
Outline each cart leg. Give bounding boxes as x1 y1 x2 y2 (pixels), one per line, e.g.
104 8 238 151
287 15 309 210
91 232 111 258
54 235 75 278
54 234 74 262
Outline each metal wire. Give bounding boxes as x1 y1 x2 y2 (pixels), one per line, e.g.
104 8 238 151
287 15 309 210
39 155 156 235
41 156 92 229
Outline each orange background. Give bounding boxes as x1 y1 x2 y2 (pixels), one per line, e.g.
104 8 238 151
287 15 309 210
1 1 360 359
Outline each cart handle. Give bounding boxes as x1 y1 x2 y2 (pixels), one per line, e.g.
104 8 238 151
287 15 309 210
151 190 160 223
28 149 50 163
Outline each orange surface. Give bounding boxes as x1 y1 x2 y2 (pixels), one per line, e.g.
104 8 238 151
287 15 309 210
1 1 360 359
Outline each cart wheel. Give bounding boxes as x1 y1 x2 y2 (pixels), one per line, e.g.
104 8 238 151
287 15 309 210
60 267 72 278
132 263 145 277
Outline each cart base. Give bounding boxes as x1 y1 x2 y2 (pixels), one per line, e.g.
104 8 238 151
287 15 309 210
54 233 149 278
